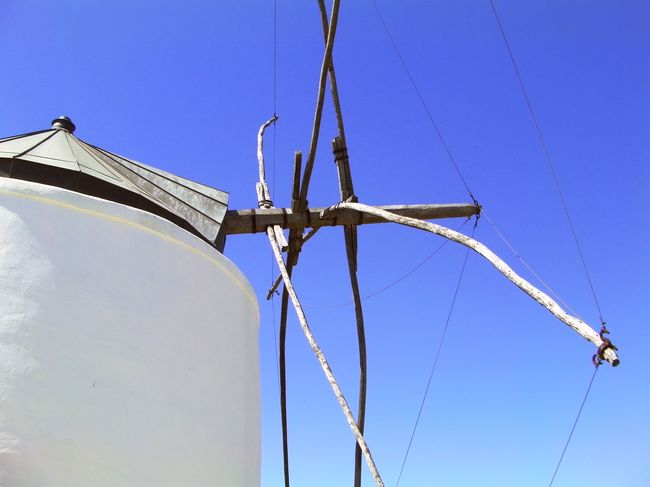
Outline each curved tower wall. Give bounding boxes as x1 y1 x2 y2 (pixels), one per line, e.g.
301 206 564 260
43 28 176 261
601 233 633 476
0 178 260 486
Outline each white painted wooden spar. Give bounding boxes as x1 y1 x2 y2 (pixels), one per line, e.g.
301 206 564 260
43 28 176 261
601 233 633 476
0 178 260 486
325 201 619 366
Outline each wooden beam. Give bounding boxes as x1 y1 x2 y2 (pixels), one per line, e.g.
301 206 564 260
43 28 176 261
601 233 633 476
324 201 620 367
266 226 385 487
223 203 479 235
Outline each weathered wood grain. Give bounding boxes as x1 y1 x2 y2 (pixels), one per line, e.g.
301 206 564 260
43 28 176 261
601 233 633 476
223 203 479 235
324 201 619 367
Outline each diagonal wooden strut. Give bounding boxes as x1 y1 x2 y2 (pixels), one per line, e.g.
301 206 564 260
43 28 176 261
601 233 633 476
266 227 385 486
256 116 385 486
322 201 620 367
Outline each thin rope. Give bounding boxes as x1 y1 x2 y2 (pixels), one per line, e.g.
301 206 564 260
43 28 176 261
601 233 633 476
272 0 278 191
272 3 293 484
361 219 468 303
314 219 469 310
488 0 604 324
268 1 284 475
482 210 581 319
548 366 599 486
370 0 476 203
269 0 280 390
395 228 474 487
273 0 277 117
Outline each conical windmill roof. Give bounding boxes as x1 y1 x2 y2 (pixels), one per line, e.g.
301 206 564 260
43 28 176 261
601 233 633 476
0 117 229 250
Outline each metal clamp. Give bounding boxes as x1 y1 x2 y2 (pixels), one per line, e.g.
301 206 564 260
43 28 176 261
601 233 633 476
592 323 618 367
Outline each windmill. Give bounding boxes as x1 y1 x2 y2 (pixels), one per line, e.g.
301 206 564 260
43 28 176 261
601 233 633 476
0 117 259 485
239 1 619 486
0 2 623 486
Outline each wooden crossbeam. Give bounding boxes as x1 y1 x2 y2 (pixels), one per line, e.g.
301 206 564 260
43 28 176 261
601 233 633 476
223 203 479 235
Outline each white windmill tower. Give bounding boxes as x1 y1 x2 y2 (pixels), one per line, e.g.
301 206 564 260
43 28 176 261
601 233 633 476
0 117 260 486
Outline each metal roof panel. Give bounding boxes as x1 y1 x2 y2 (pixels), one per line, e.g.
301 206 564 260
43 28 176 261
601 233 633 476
0 117 230 250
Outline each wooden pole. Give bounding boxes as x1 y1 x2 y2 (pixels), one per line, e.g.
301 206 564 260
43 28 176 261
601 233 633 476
255 117 385 486
256 115 277 204
257 115 293 487
331 136 366 487
266 227 385 487
278 151 303 487
299 0 341 208
318 0 349 147
323 201 620 367
223 203 479 235
317 1 365 481
278 267 292 487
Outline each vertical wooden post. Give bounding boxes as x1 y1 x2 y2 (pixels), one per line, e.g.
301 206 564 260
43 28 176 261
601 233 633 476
279 150 303 487
332 135 366 487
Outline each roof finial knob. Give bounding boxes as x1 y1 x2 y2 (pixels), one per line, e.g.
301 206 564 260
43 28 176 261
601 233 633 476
51 116 76 134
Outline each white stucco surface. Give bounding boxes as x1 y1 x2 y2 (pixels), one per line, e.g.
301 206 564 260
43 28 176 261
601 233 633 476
0 178 260 486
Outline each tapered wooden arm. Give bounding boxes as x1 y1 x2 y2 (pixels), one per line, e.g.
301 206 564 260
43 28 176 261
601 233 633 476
323 201 619 367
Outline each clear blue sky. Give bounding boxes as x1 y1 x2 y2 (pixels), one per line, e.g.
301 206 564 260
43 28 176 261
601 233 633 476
1 1 648 486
